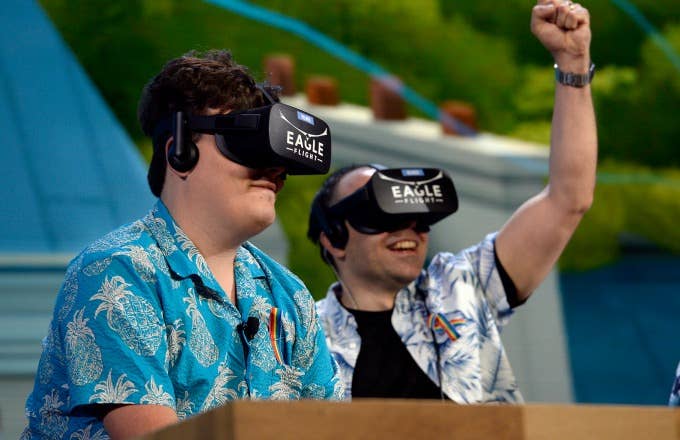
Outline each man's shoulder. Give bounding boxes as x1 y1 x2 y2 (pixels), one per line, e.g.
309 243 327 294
68 217 160 283
427 233 498 272
315 296 331 317
80 219 150 259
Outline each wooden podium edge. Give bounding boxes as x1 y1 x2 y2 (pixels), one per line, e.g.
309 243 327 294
139 400 680 440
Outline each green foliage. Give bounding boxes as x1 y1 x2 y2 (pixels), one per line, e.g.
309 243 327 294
275 175 335 300
507 65 554 144
438 0 680 67
39 0 680 276
560 184 626 271
39 0 370 142
253 0 519 131
507 121 552 145
617 165 680 254
595 25 680 168
560 162 680 271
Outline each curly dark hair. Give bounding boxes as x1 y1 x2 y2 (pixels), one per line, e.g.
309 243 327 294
138 49 279 197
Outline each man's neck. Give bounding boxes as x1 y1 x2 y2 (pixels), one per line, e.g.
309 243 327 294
204 252 238 304
336 276 402 312
162 195 242 303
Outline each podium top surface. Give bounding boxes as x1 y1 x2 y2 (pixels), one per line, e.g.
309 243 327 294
140 400 680 440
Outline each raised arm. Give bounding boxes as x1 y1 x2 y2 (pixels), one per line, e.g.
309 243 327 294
495 0 597 301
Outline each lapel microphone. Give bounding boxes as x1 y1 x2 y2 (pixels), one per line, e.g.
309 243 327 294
238 316 260 341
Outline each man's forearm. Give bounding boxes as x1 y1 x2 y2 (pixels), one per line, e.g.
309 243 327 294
547 76 597 214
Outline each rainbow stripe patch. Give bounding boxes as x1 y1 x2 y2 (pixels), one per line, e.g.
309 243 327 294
269 307 284 363
428 313 465 342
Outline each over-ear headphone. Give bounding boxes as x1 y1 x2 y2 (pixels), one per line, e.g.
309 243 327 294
310 194 349 251
168 111 199 172
308 163 388 256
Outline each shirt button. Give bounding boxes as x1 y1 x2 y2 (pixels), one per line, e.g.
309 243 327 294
349 342 357 350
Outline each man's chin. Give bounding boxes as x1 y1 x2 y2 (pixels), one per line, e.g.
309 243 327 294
390 263 425 286
247 211 277 237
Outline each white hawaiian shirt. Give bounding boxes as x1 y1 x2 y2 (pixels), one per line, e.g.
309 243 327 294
22 201 343 440
317 233 523 403
670 361 680 406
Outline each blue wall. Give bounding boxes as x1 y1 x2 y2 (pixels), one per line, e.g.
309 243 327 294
560 254 680 405
0 0 153 255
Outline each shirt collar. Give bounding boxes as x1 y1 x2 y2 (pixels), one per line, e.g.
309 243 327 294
322 273 429 332
142 200 265 300
324 282 357 328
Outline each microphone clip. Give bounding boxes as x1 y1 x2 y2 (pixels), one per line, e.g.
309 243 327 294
238 316 260 341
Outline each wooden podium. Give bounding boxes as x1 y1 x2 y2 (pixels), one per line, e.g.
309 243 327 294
140 400 680 440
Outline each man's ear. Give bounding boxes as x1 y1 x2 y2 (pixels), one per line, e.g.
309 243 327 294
320 232 346 261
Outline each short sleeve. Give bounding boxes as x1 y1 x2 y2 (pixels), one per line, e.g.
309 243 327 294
460 233 514 327
64 255 175 414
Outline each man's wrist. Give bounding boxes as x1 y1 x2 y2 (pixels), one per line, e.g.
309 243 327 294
552 52 591 73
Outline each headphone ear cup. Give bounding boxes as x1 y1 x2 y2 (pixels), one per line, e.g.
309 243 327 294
168 138 199 172
326 218 348 249
310 196 349 250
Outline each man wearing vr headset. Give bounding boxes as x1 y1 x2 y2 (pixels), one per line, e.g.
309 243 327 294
22 49 342 440
308 0 596 402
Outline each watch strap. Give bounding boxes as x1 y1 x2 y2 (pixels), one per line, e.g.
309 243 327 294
554 62 595 87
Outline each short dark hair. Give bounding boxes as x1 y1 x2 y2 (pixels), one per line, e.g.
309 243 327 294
138 49 279 197
307 164 370 265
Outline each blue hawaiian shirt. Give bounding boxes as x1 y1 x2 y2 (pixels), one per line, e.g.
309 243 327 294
317 233 522 404
22 201 343 439
670 361 680 406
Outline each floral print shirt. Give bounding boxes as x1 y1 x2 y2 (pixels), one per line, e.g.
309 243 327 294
670 361 680 406
22 201 343 439
317 233 522 404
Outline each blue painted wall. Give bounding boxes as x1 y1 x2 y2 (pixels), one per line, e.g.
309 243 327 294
0 0 154 254
560 254 680 405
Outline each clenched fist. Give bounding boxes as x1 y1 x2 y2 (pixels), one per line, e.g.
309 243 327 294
531 0 591 72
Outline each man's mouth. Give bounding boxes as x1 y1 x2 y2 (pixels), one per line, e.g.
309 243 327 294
252 180 278 193
388 240 417 251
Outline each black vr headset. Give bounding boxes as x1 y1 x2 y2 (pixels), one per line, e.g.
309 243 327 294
156 100 332 174
311 167 458 249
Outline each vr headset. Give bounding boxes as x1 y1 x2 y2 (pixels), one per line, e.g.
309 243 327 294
312 167 458 249
157 101 332 174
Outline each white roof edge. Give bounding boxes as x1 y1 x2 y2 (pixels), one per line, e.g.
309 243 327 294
282 94 549 158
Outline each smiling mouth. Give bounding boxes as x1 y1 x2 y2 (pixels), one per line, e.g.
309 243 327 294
388 240 418 251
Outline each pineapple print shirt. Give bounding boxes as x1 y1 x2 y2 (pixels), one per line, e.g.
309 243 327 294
317 233 523 403
22 201 343 440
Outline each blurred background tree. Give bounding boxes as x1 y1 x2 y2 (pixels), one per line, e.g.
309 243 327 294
38 0 680 290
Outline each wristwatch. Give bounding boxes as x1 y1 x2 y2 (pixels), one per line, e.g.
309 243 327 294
554 62 595 87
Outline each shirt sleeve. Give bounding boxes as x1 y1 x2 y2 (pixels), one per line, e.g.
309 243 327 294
460 232 514 328
63 253 176 414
